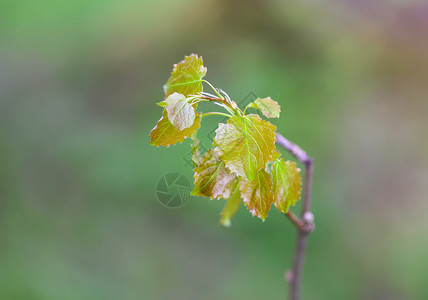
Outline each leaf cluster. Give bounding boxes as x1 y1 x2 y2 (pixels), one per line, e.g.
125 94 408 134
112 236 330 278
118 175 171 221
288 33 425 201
150 54 302 226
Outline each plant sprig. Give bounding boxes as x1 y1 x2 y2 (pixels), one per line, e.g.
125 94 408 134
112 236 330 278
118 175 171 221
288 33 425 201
149 54 302 226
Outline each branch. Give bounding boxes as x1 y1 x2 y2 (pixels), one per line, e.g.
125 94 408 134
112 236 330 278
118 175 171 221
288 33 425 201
276 133 312 166
276 133 314 300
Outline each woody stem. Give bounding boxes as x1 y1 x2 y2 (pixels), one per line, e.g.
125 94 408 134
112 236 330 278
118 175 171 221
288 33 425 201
276 133 314 300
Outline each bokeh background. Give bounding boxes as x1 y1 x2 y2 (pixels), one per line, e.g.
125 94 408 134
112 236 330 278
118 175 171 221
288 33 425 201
1 0 428 299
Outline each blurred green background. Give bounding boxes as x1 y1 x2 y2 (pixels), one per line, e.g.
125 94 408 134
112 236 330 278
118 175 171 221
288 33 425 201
1 0 428 299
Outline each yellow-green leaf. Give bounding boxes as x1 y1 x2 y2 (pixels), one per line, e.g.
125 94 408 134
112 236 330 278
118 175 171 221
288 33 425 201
248 97 281 118
240 169 274 220
165 92 196 130
213 114 277 181
149 109 201 147
220 180 241 227
271 158 302 213
191 149 237 199
164 54 207 97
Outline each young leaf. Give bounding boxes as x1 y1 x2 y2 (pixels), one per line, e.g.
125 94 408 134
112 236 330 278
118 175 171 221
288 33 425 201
247 97 281 118
213 114 277 181
164 54 207 97
191 149 238 199
220 180 241 227
240 169 274 220
271 158 302 213
165 92 196 130
149 109 201 147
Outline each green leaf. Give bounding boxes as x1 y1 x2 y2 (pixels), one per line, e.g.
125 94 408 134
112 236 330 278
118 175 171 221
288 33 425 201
165 92 196 130
156 101 167 107
213 114 277 181
149 109 201 147
220 180 241 227
164 54 207 97
240 169 274 220
271 158 302 213
191 149 238 199
247 97 281 118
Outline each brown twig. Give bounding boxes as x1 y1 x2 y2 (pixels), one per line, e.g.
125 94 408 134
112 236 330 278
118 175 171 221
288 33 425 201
198 95 234 110
285 211 304 231
276 133 314 300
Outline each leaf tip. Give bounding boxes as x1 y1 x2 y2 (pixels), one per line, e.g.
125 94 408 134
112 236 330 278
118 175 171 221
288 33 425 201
220 218 232 227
